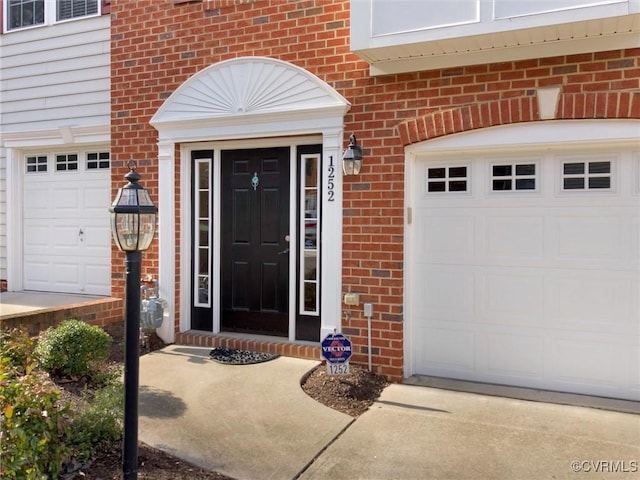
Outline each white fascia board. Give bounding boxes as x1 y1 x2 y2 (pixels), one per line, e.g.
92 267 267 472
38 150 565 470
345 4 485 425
153 107 349 144
1 125 110 148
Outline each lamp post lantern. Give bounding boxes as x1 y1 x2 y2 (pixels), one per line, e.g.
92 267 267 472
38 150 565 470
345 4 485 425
342 134 364 176
109 165 157 480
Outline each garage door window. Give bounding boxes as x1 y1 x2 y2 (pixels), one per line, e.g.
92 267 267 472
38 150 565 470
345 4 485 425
563 161 611 190
26 155 47 173
427 165 468 192
492 163 536 191
87 152 110 169
55 154 78 172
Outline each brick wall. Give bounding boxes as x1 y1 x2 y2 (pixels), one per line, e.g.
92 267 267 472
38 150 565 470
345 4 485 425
1 298 123 337
110 0 639 380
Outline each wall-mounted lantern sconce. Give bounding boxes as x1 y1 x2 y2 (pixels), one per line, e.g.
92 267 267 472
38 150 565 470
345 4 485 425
342 134 363 176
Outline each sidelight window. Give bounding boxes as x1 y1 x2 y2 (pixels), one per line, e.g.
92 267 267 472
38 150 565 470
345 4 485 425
194 158 211 307
300 154 320 315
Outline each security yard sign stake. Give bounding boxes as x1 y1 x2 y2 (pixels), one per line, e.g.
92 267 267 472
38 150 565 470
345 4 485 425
321 332 353 375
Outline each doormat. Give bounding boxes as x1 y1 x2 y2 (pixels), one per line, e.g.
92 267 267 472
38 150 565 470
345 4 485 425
209 347 279 365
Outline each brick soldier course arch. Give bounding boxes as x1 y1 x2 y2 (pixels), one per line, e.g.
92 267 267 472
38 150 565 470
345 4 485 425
397 91 640 146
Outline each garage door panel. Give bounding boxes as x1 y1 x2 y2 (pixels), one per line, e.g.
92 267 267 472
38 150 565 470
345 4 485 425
24 224 50 253
546 334 638 396
553 215 623 263
416 266 475 317
482 271 545 325
416 324 475 374
83 262 111 296
416 212 475 263
24 261 50 290
481 332 544 379
24 185 52 219
53 187 81 214
547 271 637 331
483 215 544 261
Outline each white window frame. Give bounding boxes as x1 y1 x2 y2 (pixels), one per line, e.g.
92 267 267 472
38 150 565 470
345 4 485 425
425 163 471 196
193 157 213 308
299 153 321 316
25 154 48 174
489 160 539 193
86 151 111 170
5 0 100 32
559 156 616 192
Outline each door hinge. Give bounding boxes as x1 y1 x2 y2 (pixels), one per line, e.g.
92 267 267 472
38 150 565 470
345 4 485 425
407 207 412 225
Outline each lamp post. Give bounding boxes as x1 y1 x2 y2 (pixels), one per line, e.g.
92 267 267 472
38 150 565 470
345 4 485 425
109 165 157 480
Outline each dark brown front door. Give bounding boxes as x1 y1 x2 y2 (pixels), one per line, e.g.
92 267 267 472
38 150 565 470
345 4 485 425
220 147 290 336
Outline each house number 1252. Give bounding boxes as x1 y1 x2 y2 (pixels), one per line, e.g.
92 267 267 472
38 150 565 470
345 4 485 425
327 155 335 202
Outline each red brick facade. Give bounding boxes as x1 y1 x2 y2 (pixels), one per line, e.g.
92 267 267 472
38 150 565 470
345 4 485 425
110 0 639 380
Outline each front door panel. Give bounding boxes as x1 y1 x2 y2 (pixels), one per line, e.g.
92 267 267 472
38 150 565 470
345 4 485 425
221 148 290 336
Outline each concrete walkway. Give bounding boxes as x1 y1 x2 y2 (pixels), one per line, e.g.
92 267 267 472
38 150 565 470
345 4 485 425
138 345 640 480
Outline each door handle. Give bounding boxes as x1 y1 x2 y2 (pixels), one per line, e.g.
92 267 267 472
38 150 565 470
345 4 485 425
277 248 290 255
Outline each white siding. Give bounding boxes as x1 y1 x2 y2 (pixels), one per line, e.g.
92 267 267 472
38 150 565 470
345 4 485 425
0 148 5 284
0 15 111 132
0 14 110 286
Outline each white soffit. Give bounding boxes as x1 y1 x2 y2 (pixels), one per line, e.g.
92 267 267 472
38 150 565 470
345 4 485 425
150 57 350 140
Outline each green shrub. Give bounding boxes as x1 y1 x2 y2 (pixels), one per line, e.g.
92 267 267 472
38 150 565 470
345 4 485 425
67 381 124 462
0 328 35 375
34 320 111 379
0 365 71 479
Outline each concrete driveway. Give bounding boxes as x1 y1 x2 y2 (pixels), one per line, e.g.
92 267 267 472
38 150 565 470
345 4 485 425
300 384 640 480
138 345 640 480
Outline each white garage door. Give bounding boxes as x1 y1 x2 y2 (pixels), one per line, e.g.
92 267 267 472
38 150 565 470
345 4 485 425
23 152 111 296
409 145 639 401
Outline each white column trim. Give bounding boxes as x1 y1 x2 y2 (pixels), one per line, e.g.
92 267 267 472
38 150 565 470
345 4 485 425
157 141 176 343
320 128 344 340
6 148 23 291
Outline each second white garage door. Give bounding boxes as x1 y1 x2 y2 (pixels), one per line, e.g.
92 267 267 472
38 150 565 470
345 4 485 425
408 139 639 401
23 151 111 296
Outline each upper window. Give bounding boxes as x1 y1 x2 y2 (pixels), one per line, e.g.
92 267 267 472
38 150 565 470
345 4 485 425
8 0 44 29
7 0 98 31
57 0 98 21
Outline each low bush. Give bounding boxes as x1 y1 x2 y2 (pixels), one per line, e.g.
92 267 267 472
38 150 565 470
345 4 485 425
34 320 112 379
1 324 124 477
0 328 35 375
67 380 124 463
0 358 71 479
